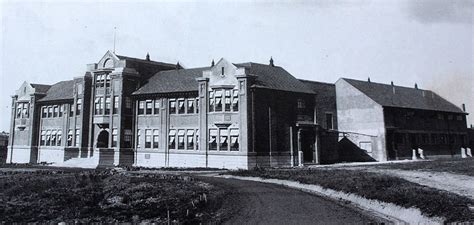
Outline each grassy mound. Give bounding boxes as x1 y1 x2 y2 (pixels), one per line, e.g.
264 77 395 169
0 169 225 223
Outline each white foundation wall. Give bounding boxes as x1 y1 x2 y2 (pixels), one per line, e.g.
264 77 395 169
134 151 249 169
37 147 65 164
7 146 32 163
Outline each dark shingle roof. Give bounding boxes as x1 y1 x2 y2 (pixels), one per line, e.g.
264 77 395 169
234 63 314 94
116 54 178 68
30 83 51 94
343 78 465 114
133 67 210 95
133 62 314 96
37 80 75 102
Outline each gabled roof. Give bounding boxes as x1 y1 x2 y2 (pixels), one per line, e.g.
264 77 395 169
234 62 314 94
116 54 178 68
37 80 75 102
30 83 51 94
299 79 335 93
133 67 210 95
342 78 465 114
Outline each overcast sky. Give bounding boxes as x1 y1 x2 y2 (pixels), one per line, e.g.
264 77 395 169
1 0 473 131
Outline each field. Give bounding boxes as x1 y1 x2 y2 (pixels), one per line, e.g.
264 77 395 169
227 165 474 223
371 158 474 176
0 168 227 224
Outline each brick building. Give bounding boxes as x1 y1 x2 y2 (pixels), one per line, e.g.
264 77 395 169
336 78 469 161
6 51 469 168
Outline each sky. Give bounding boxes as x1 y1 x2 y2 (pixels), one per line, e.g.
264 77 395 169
0 0 473 131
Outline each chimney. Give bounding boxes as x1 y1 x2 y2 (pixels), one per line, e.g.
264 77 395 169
269 57 274 67
415 83 418 89
211 59 215 67
146 52 150 61
176 61 180 70
391 81 395 94
368 77 371 83
462 103 466 112
391 81 394 86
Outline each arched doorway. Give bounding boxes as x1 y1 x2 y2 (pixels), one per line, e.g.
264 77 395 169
97 130 109 148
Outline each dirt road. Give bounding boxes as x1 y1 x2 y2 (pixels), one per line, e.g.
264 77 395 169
197 176 389 225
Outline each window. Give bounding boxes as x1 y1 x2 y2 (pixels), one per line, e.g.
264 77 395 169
42 107 47 118
209 129 217 150
113 96 119 114
95 98 101 115
325 113 333 130
230 129 239 151
138 101 145 115
187 129 195 150
215 90 222 111
232 90 239 111
437 113 444 120
154 99 160 114
51 130 57 146
224 90 231 112
67 130 73 146
145 129 152 148
136 129 141 148
196 98 199 113
219 129 228 151
46 130 51 146
112 129 118 147
22 103 29 118
422 134 429 144
59 105 64 117
448 115 453 120
209 97 215 112
76 99 82 116
187 99 195 114
16 103 22 118
178 99 185 114
456 115 463 121
153 130 159 148
169 100 176 114
40 130 46 146
105 74 111 88
125 97 132 109
221 67 225 76
48 106 53 118
168 129 176 149
124 129 132 148
69 104 74 117
297 99 305 109
431 134 437 144
105 97 111 115
75 129 80 147
177 129 185 149
53 106 59 117
146 100 153 114
196 129 199 150
57 130 62 146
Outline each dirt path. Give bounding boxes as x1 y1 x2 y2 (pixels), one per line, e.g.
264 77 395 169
197 176 389 225
348 167 474 199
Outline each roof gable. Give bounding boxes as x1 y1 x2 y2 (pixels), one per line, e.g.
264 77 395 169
133 67 210 95
37 80 75 102
342 78 465 114
234 62 314 94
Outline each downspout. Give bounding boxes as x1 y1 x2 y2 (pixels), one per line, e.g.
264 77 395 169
268 106 272 167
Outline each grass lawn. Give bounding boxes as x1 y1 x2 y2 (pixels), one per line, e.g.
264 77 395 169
372 158 474 176
0 169 226 224
227 167 474 223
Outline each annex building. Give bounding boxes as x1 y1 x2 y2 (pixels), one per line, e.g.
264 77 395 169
6 51 470 169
